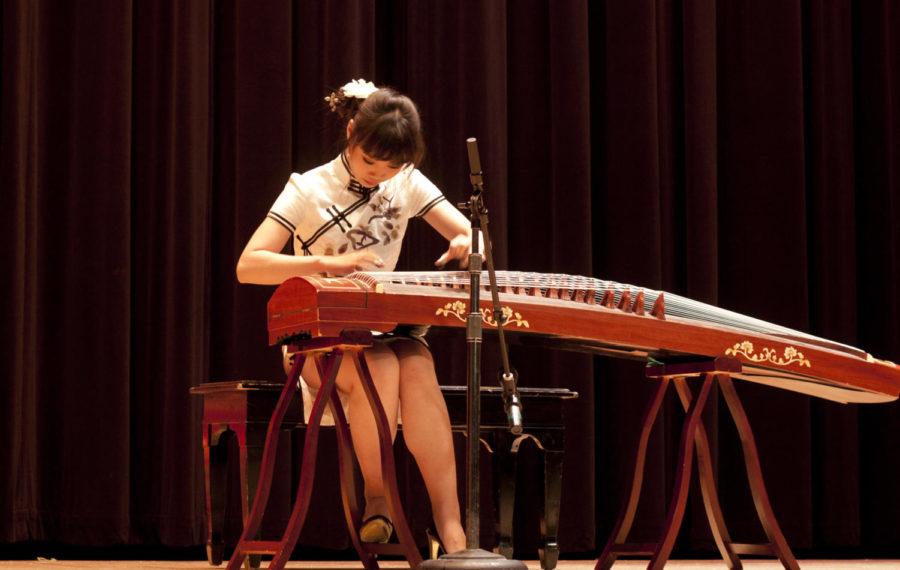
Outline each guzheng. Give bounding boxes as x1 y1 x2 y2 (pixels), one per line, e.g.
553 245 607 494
267 270 900 404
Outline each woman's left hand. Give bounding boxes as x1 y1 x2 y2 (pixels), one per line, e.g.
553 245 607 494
435 234 470 269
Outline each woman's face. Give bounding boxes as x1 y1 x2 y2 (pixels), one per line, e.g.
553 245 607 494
345 119 405 187
345 144 404 188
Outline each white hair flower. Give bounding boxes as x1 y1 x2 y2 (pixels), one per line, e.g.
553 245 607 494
341 78 378 99
324 79 379 115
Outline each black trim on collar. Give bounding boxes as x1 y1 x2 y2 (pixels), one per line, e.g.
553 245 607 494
341 151 380 196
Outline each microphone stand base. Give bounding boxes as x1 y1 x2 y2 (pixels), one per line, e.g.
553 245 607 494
419 548 528 569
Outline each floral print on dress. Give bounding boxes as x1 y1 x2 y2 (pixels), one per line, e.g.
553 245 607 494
337 192 404 253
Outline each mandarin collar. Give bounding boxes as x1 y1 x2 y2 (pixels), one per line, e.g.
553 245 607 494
338 152 379 197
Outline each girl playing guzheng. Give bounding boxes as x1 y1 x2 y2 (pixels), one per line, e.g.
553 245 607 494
236 79 469 554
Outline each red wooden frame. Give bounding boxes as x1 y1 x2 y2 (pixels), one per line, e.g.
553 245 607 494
595 357 799 570
226 330 422 570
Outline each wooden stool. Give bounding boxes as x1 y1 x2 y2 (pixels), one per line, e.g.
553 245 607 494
441 386 577 570
596 357 799 570
189 380 303 567
192 356 577 569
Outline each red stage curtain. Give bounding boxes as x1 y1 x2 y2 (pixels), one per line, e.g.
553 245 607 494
2 0 898 557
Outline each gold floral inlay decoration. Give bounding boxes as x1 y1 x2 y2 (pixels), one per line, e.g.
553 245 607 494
725 341 811 367
435 301 530 328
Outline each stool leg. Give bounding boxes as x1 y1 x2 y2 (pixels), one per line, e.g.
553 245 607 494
540 448 564 570
495 431 517 560
719 376 799 570
205 426 228 565
648 374 714 570
240 442 264 569
268 351 344 570
226 353 307 570
596 378 670 570
673 379 741 569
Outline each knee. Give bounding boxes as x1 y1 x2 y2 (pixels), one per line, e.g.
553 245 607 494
393 338 433 359
358 344 401 391
299 347 399 396
392 340 436 376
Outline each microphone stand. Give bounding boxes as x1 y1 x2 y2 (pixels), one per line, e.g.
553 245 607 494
421 138 526 569
462 139 524 437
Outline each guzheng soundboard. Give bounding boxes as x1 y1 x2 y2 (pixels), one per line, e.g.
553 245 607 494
267 270 899 404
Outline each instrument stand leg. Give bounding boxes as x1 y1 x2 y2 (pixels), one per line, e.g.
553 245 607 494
227 332 424 570
346 350 424 568
647 373 715 569
596 357 798 570
269 350 347 569
596 378 671 570
227 348 339 570
328 360 378 570
672 378 741 569
718 376 800 570
223 343 356 567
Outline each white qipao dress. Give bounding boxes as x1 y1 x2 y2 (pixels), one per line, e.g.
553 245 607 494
267 153 445 271
267 153 446 421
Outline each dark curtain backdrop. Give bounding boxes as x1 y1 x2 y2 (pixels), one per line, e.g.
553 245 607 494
3 0 899 559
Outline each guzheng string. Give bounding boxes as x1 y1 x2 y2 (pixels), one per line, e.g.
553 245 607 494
349 270 858 354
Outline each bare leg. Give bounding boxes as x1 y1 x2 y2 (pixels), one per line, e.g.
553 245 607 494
392 339 467 554
300 344 401 522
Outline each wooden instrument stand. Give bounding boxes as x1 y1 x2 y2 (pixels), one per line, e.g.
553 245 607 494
596 357 799 570
226 330 422 570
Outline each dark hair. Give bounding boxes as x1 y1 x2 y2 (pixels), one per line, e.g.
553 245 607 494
329 86 425 167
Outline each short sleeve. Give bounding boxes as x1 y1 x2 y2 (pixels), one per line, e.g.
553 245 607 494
266 174 304 233
404 168 446 218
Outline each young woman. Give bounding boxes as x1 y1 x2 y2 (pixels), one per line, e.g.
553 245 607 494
236 79 469 554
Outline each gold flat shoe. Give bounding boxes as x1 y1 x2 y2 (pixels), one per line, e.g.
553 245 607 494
359 515 394 544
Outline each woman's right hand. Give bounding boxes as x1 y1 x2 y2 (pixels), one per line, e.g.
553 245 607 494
322 250 384 276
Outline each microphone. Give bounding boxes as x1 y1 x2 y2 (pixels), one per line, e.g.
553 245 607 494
500 370 523 435
466 137 483 189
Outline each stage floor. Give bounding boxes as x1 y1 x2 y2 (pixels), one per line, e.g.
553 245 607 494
2 561 900 569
